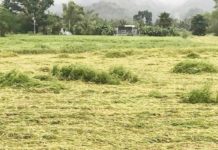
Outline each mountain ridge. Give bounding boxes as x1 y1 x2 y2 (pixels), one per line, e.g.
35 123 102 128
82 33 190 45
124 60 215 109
78 0 215 20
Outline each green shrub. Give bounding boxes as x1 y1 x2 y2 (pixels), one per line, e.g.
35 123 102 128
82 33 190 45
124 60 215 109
180 30 191 39
173 60 217 74
109 66 139 83
183 87 218 104
186 52 200 59
0 70 39 88
95 24 114 35
142 26 179 36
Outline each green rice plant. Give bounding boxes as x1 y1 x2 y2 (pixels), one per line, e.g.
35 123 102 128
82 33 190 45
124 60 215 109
34 75 53 81
173 60 217 74
0 70 40 88
0 70 63 93
183 86 218 104
51 65 60 76
109 66 139 83
94 72 120 85
59 65 96 81
53 64 119 85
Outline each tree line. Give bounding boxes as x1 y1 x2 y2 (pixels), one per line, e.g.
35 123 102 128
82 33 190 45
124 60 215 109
0 0 218 37
0 0 116 36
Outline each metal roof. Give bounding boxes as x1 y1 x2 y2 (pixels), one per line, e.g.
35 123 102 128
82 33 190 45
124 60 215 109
124 25 136 28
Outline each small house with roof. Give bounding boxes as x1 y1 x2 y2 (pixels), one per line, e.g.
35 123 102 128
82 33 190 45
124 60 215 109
115 25 138 36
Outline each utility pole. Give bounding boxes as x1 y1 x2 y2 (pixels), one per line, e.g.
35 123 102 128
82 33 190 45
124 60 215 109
68 20 71 31
32 17 36 34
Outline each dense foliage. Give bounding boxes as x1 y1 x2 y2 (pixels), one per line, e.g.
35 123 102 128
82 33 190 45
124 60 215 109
0 6 14 36
210 10 218 35
208 0 218 35
3 0 54 33
133 10 152 25
141 26 179 36
0 0 218 36
191 14 208 36
156 12 173 28
62 1 84 33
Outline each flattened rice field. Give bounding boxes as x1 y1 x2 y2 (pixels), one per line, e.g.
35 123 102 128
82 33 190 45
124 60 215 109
0 35 218 149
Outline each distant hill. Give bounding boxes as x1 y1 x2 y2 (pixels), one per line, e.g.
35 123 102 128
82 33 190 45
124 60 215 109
87 1 131 20
87 0 164 20
82 0 215 20
174 0 215 19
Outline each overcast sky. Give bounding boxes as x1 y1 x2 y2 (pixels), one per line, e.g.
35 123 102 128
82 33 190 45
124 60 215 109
55 0 189 6
158 0 188 6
